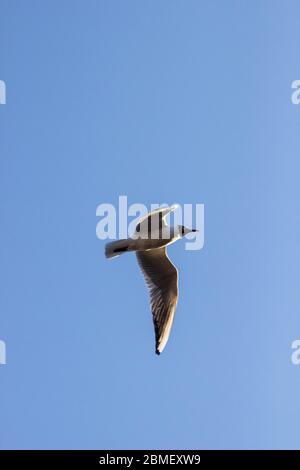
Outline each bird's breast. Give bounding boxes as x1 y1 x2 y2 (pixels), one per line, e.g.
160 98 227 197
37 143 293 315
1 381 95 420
133 226 180 250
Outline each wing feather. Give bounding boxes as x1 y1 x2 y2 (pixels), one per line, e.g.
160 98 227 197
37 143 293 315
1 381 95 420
136 248 178 354
135 205 178 236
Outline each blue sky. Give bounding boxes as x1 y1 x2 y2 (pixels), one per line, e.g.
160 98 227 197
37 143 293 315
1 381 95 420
1 0 300 450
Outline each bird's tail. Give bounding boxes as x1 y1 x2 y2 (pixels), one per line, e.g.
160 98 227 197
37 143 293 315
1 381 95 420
105 239 134 259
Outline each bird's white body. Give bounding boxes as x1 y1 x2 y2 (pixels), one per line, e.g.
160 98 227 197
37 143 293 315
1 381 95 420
133 225 181 250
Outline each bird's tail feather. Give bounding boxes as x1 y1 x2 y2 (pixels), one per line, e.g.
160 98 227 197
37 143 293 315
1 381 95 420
105 239 133 259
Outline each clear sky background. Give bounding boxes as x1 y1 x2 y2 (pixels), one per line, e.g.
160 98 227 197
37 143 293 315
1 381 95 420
1 0 300 450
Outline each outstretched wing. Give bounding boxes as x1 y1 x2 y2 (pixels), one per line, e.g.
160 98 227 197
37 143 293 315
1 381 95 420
134 204 178 237
136 248 178 354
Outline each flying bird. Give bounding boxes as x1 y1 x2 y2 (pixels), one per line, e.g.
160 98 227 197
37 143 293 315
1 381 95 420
105 205 198 355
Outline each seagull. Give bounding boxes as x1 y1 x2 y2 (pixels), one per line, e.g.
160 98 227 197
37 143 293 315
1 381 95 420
105 205 198 355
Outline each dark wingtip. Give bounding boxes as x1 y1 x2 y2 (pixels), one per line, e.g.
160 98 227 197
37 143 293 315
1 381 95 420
155 349 160 356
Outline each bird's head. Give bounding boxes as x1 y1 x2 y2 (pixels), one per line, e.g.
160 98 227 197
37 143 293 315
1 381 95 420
178 225 198 237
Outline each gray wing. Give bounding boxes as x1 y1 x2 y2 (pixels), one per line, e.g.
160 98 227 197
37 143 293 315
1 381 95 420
134 205 178 236
136 248 178 355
